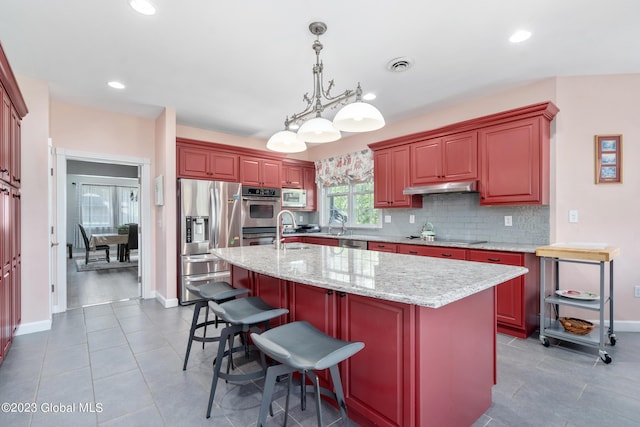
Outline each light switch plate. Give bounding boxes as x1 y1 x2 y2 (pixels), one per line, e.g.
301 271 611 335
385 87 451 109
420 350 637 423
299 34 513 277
504 216 512 227
384 215 391 224
569 210 579 223
409 215 415 224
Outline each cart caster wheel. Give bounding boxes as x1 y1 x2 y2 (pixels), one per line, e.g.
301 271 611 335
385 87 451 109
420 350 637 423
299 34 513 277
541 338 550 347
601 354 612 364
609 336 616 346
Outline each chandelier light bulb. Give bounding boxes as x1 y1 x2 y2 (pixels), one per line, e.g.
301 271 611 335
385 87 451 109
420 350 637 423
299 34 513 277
297 117 341 143
266 130 307 153
333 102 385 132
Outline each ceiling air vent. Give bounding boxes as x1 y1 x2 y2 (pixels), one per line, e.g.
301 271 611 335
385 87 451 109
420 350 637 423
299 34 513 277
387 57 414 72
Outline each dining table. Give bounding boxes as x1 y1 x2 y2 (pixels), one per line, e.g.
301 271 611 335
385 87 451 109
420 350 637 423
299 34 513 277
90 233 129 262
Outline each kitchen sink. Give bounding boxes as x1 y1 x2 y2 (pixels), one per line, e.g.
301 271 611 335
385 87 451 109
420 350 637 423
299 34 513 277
282 243 311 250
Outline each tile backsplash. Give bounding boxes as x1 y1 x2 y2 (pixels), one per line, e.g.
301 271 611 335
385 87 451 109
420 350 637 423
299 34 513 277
379 193 550 245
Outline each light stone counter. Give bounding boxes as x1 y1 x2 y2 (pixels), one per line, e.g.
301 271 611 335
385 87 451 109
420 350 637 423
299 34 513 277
213 244 527 308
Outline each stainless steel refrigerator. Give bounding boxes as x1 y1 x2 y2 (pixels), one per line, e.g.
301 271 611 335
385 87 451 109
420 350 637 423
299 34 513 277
177 178 242 305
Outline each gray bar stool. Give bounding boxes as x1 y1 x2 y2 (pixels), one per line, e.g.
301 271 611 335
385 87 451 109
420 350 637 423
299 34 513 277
182 282 249 371
206 296 289 419
251 320 365 427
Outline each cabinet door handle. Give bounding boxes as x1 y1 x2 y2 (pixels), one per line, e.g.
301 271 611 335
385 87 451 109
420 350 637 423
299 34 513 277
408 251 418 254
338 291 346 298
487 258 501 262
1 168 8 173
327 290 333 296
1 188 8 194
441 253 452 257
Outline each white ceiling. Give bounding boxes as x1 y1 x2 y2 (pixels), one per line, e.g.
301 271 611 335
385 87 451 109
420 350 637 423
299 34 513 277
1 1 639 141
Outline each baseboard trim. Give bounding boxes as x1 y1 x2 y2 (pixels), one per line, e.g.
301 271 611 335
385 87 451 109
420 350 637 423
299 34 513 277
15 319 52 336
154 292 179 308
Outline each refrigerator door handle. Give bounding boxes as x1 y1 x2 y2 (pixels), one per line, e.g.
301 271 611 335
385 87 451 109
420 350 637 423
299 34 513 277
210 186 219 249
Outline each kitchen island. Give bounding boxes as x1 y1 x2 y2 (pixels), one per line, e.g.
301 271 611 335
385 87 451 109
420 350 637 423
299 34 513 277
213 244 528 427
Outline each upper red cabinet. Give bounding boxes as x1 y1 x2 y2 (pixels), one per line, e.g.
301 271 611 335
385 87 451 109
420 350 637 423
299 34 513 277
479 117 545 205
240 156 281 188
0 86 10 184
177 144 239 182
410 131 477 185
370 102 558 207
373 146 422 209
281 164 303 188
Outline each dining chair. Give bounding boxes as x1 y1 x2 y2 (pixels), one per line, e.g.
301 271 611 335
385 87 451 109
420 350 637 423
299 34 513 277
125 223 138 262
78 224 110 264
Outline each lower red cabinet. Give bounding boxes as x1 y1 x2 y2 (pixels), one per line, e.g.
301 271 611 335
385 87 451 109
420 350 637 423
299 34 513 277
468 250 539 338
289 282 414 427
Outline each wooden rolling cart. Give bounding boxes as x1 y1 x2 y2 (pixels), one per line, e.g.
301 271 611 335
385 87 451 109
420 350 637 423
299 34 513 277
536 244 620 364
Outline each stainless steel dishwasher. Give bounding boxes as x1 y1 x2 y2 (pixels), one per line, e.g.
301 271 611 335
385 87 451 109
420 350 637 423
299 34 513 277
338 239 367 249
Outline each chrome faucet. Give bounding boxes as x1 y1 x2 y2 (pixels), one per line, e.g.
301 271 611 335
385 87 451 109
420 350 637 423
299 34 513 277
275 210 297 250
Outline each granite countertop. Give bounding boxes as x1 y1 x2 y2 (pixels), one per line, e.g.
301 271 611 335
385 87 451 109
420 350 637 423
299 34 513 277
286 232 540 253
213 244 528 309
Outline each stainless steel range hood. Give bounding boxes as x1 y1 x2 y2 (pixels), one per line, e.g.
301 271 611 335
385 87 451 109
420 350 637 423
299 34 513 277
403 180 478 195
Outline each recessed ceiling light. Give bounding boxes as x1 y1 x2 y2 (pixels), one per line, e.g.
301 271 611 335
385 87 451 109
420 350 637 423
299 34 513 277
129 0 156 16
362 93 377 101
509 30 532 43
108 81 126 90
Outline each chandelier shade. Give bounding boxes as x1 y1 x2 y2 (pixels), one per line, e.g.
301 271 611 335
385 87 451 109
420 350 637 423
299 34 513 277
297 117 341 143
333 101 385 132
266 130 307 153
266 21 384 153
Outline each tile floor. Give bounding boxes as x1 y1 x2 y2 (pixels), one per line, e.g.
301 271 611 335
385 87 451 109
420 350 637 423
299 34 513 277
0 299 639 426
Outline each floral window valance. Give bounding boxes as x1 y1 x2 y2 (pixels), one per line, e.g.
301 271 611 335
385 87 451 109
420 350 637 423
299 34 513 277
314 149 373 187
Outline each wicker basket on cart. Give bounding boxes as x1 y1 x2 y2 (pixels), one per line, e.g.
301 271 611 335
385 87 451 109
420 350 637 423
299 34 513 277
559 317 594 335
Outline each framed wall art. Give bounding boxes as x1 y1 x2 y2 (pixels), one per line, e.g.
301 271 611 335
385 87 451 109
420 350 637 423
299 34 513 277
595 134 622 184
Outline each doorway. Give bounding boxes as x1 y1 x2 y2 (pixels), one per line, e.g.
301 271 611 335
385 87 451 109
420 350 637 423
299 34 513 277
54 148 152 314
66 161 140 308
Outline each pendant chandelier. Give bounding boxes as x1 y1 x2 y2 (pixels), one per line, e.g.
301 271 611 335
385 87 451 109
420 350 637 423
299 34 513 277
266 22 385 153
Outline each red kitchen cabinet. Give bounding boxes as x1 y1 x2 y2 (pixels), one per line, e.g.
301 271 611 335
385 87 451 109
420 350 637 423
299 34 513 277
400 245 467 260
367 242 398 253
302 166 317 211
253 273 288 327
302 236 338 246
410 131 477 185
0 44 25 366
373 146 422 209
10 106 20 187
288 282 338 387
288 282 415 427
468 249 539 338
479 117 547 205
281 164 303 188
0 85 10 184
231 265 254 294
240 156 281 188
177 144 239 182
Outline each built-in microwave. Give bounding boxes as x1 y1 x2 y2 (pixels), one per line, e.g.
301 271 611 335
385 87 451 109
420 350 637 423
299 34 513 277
281 188 307 208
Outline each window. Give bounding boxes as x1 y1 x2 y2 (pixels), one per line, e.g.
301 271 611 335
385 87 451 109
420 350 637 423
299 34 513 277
79 183 139 235
321 181 380 228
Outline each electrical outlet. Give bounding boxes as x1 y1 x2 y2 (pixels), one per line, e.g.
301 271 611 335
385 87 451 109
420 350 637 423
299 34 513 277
409 215 415 224
504 216 512 227
299 215 304 223
569 210 579 223
635 285 640 298
384 215 391 224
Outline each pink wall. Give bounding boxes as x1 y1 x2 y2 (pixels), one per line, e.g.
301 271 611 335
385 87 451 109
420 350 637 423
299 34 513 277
155 108 177 302
554 75 640 323
16 76 51 330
